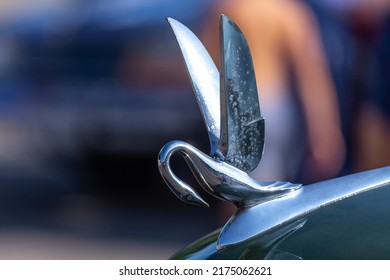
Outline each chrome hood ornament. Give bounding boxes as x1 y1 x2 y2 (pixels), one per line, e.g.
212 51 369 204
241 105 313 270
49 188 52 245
158 15 390 249
159 16 301 209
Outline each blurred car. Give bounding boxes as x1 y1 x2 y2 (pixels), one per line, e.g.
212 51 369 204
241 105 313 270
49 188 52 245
0 0 213 199
0 0 211 162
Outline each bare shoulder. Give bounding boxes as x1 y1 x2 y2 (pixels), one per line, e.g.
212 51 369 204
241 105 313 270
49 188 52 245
278 0 317 31
220 0 315 26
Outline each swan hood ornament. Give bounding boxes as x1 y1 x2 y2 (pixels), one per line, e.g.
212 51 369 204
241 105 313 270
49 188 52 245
157 15 390 249
158 15 301 208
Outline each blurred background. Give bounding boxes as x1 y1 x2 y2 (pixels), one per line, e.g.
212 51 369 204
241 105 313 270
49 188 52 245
0 0 388 259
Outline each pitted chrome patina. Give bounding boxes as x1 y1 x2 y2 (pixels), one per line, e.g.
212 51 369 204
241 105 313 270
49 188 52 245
157 15 390 249
159 15 301 209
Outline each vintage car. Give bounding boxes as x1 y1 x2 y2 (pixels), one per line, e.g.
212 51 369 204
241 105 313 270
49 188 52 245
169 169 390 260
157 15 390 260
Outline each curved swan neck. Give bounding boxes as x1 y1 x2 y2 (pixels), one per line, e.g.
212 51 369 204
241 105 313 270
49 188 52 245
158 140 210 207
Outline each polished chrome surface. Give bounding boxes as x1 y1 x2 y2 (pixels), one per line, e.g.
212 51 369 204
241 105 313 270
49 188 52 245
158 140 300 208
167 18 220 157
158 15 390 250
219 15 264 172
218 166 390 248
170 219 307 260
160 15 300 208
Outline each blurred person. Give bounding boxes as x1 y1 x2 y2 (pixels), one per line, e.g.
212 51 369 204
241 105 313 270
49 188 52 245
342 0 390 172
201 0 346 184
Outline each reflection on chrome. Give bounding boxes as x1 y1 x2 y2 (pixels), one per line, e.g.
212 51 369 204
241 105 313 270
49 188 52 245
157 15 390 249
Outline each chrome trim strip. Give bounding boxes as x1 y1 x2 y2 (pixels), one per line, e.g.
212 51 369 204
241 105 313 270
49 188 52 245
218 166 390 248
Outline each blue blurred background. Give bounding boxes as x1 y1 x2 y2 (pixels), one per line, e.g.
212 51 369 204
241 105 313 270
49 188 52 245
0 0 388 259
0 0 217 259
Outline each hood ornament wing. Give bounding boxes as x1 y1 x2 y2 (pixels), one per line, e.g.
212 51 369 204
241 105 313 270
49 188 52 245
157 15 390 249
159 15 300 208
219 15 264 172
167 18 220 157
167 16 264 170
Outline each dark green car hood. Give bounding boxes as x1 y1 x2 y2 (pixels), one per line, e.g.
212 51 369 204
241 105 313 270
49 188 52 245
171 185 390 260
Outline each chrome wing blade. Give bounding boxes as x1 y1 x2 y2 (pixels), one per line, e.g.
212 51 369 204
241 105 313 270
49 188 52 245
217 166 390 249
218 15 264 172
167 18 220 157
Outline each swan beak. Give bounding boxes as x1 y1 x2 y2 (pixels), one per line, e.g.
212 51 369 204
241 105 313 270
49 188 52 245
179 192 210 208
